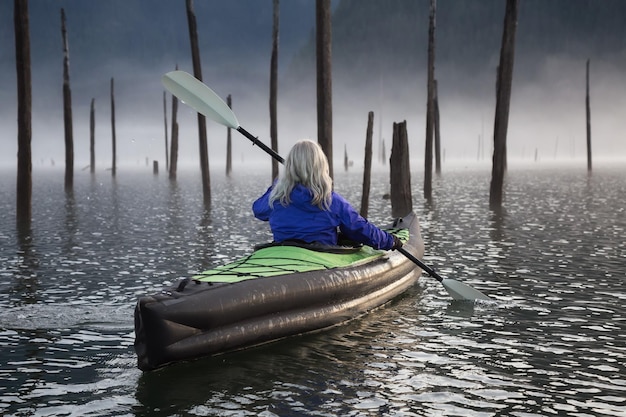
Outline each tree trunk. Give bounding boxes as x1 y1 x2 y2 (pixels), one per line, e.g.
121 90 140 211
90 98 95 173
316 0 333 179
163 91 169 172
586 59 592 172
110 77 116 177
186 0 211 205
270 0 280 181
489 0 518 210
423 0 436 200
360 111 374 218
493 65 509 171
169 65 179 181
61 8 74 191
226 94 232 177
390 121 412 218
434 79 442 174
378 74 384 165
15 0 32 226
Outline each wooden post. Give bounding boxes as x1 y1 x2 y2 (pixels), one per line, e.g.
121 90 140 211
586 59 592 172
270 0 280 181
110 77 116 177
186 0 211 205
378 74 384 165
90 98 95 173
226 94 232 177
15 0 32 226
434 79 442 175
344 145 348 171
61 8 74 191
153 160 158 175
390 121 412 218
163 91 169 172
169 65 179 181
489 0 518 210
316 0 333 179
360 111 374 218
424 0 436 200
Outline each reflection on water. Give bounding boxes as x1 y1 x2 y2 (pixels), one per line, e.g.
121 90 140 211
12 218 39 305
0 165 625 416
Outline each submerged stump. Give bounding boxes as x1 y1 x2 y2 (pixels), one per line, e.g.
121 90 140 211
360 111 374 218
390 121 412 218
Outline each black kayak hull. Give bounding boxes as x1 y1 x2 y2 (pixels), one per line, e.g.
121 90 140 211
134 212 424 371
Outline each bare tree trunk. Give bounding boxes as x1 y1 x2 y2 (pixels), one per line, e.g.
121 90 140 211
226 94 232 177
186 0 211 205
390 121 412 218
61 8 74 191
360 111 374 218
316 0 333 179
163 91 169 172
423 0 436 200
343 144 350 172
489 0 518 210
495 66 509 172
434 79 442 174
378 74 384 165
169 66 179 180
270 0 280 181
586 59 592 172
110 77 116 177
15 0 32 226
90 98 95 173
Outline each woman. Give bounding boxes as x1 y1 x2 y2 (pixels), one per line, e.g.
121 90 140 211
252 140 402 250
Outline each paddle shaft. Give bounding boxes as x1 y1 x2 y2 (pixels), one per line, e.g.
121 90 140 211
237 127 285 164
398 247 443 283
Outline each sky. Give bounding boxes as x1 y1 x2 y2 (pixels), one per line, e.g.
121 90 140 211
1 1 625 178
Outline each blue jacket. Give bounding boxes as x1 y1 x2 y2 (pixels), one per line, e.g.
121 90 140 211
252 184 396 250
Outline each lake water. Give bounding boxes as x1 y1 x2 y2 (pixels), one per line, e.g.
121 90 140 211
0 163 624 416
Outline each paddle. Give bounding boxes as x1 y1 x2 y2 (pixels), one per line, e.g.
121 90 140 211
161 70 284 164
397 247 490 301
161 70 491 302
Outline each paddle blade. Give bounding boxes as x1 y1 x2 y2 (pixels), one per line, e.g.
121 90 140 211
162 70 239 129
442 278 491 301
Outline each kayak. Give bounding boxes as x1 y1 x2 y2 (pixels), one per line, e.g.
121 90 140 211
133 211 424 371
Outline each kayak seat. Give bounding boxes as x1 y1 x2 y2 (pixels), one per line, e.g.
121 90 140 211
254 239 363 254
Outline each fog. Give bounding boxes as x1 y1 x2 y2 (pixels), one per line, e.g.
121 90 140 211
2 2 625 176
3 59 623 173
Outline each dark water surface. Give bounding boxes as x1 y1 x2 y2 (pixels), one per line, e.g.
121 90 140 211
1 164 624 416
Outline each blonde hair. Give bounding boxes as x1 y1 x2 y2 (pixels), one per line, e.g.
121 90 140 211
269 140 333 210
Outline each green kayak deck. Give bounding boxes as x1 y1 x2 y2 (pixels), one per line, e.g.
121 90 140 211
192 229 410 283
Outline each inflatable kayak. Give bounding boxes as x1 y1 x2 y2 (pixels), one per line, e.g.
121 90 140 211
133 211 424 371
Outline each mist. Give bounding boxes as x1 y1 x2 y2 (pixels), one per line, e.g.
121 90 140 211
2 1 625 175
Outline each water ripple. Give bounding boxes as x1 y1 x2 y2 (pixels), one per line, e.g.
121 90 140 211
0 167 625 416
